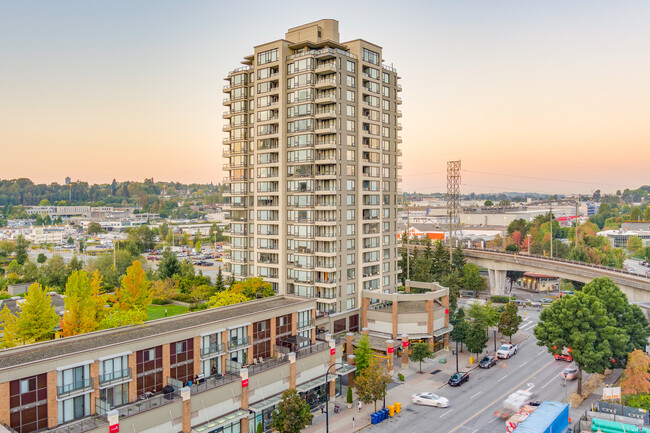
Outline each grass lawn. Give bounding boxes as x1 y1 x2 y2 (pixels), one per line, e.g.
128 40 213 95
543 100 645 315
146 304 189 321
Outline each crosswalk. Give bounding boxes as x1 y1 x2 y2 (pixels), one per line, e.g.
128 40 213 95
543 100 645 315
519 317 537 331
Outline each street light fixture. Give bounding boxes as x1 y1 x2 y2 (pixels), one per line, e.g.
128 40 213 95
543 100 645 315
325 362 348 433
455 338 459 373
493 329 497 352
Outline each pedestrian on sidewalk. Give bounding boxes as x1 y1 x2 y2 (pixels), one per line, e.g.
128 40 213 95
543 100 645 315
358 400 362 412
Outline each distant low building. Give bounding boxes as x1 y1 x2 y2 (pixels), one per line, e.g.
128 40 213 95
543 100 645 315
521 272 560 292
598 229 650 248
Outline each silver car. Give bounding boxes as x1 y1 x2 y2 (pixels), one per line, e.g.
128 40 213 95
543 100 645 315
411 392 449 407
560 366 578 380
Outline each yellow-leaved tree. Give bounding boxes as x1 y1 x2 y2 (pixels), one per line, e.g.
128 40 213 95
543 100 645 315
16 282 59 343
208 291 250 308
60 270 107 337
113 261 152 322
0 305 19 348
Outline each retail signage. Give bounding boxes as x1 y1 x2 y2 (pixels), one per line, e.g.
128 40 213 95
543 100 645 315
387 347 394 354
403 341 409 347
242 379 249 387
330 348 336 355
109 425 119 433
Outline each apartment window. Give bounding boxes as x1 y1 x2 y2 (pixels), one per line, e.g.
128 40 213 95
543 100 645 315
382 71 390 83
346 120 356 131
287 72 314 88
346 135 356 147
346 194 355 205
346 210 355 221
346 253 356 265
9 374 48 433
346 180 355 191
382 99 390 110
253 319 272 359
346 282 356 295
258 48 279 65
136 346 163 395
362 48 380 65
346 90 355 102
346 60 356 73
288 58 314 74
346 75 356 88
347 268 356 280
287 133 314 148
347 298 356 310
288 88 314 103
288 103 314 118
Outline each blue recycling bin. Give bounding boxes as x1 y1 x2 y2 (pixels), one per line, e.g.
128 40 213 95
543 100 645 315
381 408 389 420
371 413 379 424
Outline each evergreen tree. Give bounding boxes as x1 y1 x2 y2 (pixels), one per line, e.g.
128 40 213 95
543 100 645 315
16 282 58 343
15 234 29 265
270 388 313 433
450 309 469 352
431 241 450 278
354 335 373 374
158 250 182 279
451 245 466 270
215 269 225 292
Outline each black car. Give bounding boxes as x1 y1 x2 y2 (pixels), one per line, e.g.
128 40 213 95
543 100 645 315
479 355 498 369
448 372 469 386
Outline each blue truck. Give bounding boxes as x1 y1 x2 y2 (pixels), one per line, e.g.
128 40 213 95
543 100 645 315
514 401 569 433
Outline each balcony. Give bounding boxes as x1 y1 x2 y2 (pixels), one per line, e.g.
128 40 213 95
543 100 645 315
315 139 337 149
315 278 336 287
228 336 250 351
315 62 336 74
397 110 402 117
297 319 313 330
315 108 336 120
315 154 336 164
315 94 336 105
58 378 94 399
315 170 337 179
397 97 403 104
99 368 132 388
315 78 337 90
200 342 226 358
315 262 336 271
315 202 336 210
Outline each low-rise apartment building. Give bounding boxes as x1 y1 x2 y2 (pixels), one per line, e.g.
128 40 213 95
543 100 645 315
0 296 350 433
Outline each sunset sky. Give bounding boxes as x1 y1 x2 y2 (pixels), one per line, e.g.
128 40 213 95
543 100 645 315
1 1 648 194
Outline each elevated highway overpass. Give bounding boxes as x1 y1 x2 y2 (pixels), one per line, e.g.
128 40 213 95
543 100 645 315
463 248 650 302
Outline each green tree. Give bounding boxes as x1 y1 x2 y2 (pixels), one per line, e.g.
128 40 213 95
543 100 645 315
354 334 373 374
439 269 461 312
620 350 650 396
484 200 493 207
41 254 68 289
581 277 650 361
15 234 29 265
16 282 59 343
627 236 643 252
215 269 225 292
39 199 51 206
645 207 650 221
631 206 643 221
0 305 19 348
87 222 105 234
411 255 433 282
159 222 169 240
355 357 392 412
534 291 628 394
36 253 47 264
99 309 147 329
431 241 450 278
231 277 274 299
462 263 487 292
451 245 466 271
410 342 433 373
270 388 313 433
465 321 489 358
158 250 182 279
68 255 83 273
256 422 263 433
114 261 152 314
498 302 522 343
207 291 250 308
60 270 106 337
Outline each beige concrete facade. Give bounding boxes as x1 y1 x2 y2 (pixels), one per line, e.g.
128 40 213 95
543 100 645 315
223 19 402 321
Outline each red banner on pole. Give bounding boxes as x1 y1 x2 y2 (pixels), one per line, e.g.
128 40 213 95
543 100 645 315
330 348 336 355
109 425 120 433
445 309 449 315
242 379 249 387
403 341 409 347
387 347 394 354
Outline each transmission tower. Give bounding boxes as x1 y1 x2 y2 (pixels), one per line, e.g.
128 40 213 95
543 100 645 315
446 160 461 253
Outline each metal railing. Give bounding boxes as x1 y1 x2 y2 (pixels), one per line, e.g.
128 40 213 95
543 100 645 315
228 336 250 350
201 342 226 357
48 416 107 433
111 391 179 419
296 341 328 358
297 319 313 330
57 378 94 398
99 368 131 386
190 373 238 395
248 356 290 376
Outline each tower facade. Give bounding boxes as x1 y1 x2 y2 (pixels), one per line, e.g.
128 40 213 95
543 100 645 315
222 19 402 317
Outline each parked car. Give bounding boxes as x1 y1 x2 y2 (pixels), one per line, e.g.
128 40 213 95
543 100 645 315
479 355 498 369
411 392 449 407
554 353 573 362
530 301 541 308
560 366 578 380
497 344 518 359
448 372 469 387
541 298 554 304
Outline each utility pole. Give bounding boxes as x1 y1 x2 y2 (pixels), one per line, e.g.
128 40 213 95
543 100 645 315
549 202 553 258
406 209 410 279
446 160 461 266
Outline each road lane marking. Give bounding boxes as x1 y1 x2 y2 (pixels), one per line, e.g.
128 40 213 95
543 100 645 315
498 374 508 382
487 417 498 424
440 409 453 418
447 359 555 433
471 391 482 399
538 349 546 355
520 361 528 367
541 379 555 389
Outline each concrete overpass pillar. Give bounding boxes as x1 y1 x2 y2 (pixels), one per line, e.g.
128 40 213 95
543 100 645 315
488 269 507 295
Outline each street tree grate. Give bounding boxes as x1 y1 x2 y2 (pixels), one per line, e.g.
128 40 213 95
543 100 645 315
430 369 441 375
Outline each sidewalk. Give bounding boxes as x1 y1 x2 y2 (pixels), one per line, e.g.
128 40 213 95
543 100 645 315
303 331 532 433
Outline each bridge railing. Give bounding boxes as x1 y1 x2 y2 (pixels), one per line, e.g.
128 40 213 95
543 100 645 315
465 247 650 280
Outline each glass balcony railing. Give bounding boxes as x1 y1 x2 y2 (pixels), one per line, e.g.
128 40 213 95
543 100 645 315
228 336 250 350
99 368 131 386
200 342 226 357
57 378 94 398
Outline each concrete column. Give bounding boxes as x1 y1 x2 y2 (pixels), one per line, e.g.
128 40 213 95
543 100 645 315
0 382 9 427
311 309 317 344
405 279 411 293
401 334 409 368
247 324 254 363
162 344 171 386
89 361 99 414
361 297 370 328
442 295 450 347
128 353 137 402
362 327 369 337
291 312 298 335
270 317 277 356
107 410 119 433
240 368 249 433
386 340 395 376
181 387 191 433
289 352 297 389
47 370 58 428
347 355 356 388
426 299 434 337
392 300 398 339
346 332 354 356
495 270 507 295
488 269 496 294
329 340 336 398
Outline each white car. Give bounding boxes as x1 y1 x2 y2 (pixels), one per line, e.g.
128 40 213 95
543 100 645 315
411 392 449 407
497 344 518 359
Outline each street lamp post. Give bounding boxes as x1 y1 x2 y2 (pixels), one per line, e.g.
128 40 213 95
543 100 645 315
493 329 497 352
455 338 459 373
325 362 347 433
527 234 531 255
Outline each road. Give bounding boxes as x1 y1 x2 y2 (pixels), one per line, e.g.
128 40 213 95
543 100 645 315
366 309 584 433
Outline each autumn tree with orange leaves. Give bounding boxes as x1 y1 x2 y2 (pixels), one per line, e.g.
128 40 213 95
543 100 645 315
620 350 650 396
60 270 108 337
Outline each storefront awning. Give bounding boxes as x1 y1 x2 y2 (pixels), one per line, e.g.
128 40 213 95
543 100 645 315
192 409 248 432
434 327 451 337
249 394 283 412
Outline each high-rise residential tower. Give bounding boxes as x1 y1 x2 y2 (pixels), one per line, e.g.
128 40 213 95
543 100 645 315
222 19 402 319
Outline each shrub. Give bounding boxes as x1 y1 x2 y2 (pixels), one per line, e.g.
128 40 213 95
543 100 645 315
627 394 650 411
189 303 209 312
151 298 171 305
347 386 353 404
490 295 510 303
398 373 405 381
